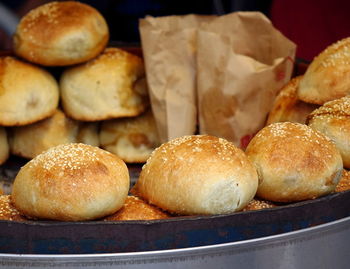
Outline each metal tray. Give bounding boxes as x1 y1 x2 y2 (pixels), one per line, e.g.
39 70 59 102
0 179 349 254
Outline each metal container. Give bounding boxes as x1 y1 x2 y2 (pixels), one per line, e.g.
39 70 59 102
0 190 349 255
0 215 349 268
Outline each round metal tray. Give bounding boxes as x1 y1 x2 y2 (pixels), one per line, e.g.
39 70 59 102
1 215 349 268
0 189 349 255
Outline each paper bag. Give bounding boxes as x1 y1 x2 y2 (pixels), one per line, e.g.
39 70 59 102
139 15 213 143
197 12 296 148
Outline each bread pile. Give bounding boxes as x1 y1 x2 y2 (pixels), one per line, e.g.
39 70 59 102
2 4 350 223
266 37 350 197
0 1 159 165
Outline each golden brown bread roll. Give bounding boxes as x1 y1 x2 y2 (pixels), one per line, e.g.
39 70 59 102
0 195 27 221
13 1 109 66
267 76 319 125
132 135 259 215
100 109 160 163
104 196 171 221
297 37 350 105
307 96 350 169
0 127 9 165
60 48 149 121
9 109 79 159
12 143 129 221
0 56 59 126
335 170 350 192
245 122 343 202
241 198 276 212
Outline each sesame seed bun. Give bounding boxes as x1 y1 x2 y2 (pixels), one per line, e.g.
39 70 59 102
242 198 276 212
104 196 171 221
267 76 319 125
246 122 343 202
307 96 350 169
0 195 27 221
132 135 259 215
11 143 129 221
0 56 59 126
13 1 109 66
60 48 149 121
335 169 350 193
297 37 350 104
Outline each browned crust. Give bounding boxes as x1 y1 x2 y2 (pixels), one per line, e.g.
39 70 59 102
104 196 171 221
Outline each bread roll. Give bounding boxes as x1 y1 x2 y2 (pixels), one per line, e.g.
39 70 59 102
77 122 100 147
335 170 350 192
242 198 276 212
307 96 350 168
0 127 9 165
13 1 109 66
100 109 160 163
0 195 27 221
297 37 350 104
132 135 259 215
246 122 343 202
12 143 129 221
104 196 171 221
60 48 149 121
0 56 59 126
267 76 318 125
10 109 79 159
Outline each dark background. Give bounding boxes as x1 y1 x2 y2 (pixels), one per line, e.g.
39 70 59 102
1 0 350 61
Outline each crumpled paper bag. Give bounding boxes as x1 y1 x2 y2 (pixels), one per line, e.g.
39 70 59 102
140 12 296 147
139 15 213 142
197 12 296 148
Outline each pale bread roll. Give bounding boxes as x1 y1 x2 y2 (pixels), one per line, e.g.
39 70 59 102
60 48 149 121
12 143 129 221
307 96 350 168
100 109 160 163
0 195 27 221
10 109 78 159
0 127 9 165
0 57 59 126
246 122 343 202
132 135 259 215
77 122 100 147
267 76 318 125
13 1 109 66
104 196 171 221
297 37 350 104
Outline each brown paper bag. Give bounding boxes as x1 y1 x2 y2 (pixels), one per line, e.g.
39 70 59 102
197 12 296 148
139 15 214 143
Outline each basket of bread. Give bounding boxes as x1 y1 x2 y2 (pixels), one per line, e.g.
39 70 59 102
0 1 349 255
